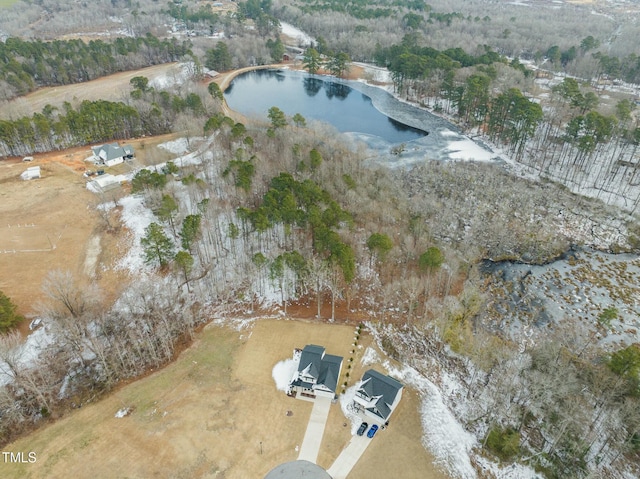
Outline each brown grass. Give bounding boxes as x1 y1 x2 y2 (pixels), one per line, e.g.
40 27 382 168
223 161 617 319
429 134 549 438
2 319 449 479
0 132 182 332
0 63 184 120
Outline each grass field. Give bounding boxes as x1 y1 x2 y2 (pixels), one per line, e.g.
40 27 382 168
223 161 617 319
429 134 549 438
2 319 449 479
0 63 182 120
0 0 19 8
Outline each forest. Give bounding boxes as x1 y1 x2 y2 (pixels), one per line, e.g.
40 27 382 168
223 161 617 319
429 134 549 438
0 76 215 157
0 34 193 99
3 88 640 477
2 0 640 478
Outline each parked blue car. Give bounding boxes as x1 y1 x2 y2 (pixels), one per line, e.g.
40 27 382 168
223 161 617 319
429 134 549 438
367 424 379 438
357 422 368 436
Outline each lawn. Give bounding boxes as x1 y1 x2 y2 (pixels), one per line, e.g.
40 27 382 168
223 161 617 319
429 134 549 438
2 319 448 478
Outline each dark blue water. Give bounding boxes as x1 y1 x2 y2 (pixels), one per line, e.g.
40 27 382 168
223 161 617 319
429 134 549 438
224 69 427 144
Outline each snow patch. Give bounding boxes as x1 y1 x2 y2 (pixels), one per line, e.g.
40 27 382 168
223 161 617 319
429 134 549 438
360 346 380 366
116 195 156 273
272 358 298 391
445 136 500 162
0 324 55 386
385 361 478 479
280 22 314 47
158 137 191 155
339 383 364 435
115 407 132 418
149 62 193 89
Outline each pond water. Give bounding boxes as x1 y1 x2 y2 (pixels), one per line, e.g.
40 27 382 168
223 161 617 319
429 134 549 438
224 68 500 165
224 69 425 144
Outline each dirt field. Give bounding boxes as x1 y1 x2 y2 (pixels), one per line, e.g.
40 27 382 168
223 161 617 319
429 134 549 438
1 319 449 479
0 159 96 325
0 132 180 333
0 63 184 120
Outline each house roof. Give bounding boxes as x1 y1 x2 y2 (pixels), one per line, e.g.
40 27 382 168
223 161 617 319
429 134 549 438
296 344 343 393
358 369 403 420
298 344 325 378
317 353 342 392
92 143 134 162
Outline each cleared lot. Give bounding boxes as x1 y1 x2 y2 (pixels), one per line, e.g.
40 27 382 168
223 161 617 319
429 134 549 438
0 63 183 120
2 319 449 479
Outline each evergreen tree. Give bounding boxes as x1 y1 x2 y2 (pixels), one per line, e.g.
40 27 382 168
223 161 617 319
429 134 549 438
303 48 322 75
205 42 233 71
0 290 23 333
141 222 175 267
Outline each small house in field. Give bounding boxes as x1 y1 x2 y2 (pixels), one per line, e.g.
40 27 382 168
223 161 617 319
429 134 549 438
91 143 134 167
289 344 343 400
352 369 403 423
20 166 41 180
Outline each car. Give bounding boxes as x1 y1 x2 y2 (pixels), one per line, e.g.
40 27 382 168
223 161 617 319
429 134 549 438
356 422 368 436
367 424 379 438
22 156 34 162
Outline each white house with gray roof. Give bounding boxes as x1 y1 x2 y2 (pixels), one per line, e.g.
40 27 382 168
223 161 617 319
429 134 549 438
353 369 403 423
91 143 134 167
289 344 343 400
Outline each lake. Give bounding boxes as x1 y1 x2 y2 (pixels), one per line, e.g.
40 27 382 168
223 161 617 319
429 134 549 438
224 69 426 144
224 68 499 165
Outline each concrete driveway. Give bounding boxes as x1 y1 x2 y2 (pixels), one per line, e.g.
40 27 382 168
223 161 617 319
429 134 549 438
297 397 332 463
326 434 373 479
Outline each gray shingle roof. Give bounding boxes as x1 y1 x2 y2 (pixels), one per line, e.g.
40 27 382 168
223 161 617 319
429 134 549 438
92 143 134 162
294 345 343 394
318 353 342 392
298 344 325 378
358 369 403 420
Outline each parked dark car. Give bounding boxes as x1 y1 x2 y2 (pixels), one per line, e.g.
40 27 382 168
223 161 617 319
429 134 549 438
367 424 379 438
357 422 368 436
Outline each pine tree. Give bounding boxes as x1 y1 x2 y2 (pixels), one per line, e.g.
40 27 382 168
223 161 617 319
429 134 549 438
0 290 23 332
141 222 175 267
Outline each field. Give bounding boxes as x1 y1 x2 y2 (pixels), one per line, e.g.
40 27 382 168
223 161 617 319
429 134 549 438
2 319 449 479
0 158 97 325
0 132 181 331
0 63 185 120
0 0 19 7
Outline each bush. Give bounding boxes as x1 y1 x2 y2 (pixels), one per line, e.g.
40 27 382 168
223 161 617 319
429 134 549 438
485 426 521 461
0 290 23 332
380 336 400 361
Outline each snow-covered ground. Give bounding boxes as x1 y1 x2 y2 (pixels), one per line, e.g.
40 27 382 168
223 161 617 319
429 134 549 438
115 194 156 273
339 383 365 435
0 323 55 387
272 356 299 392
359 325 541 479
149 62 194 90
280 22 314 47
158 137 191 155
482 248 640 348
386 361 479 479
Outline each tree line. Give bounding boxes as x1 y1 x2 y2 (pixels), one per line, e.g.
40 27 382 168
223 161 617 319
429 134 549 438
0 34 192 99
0 76 213 158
